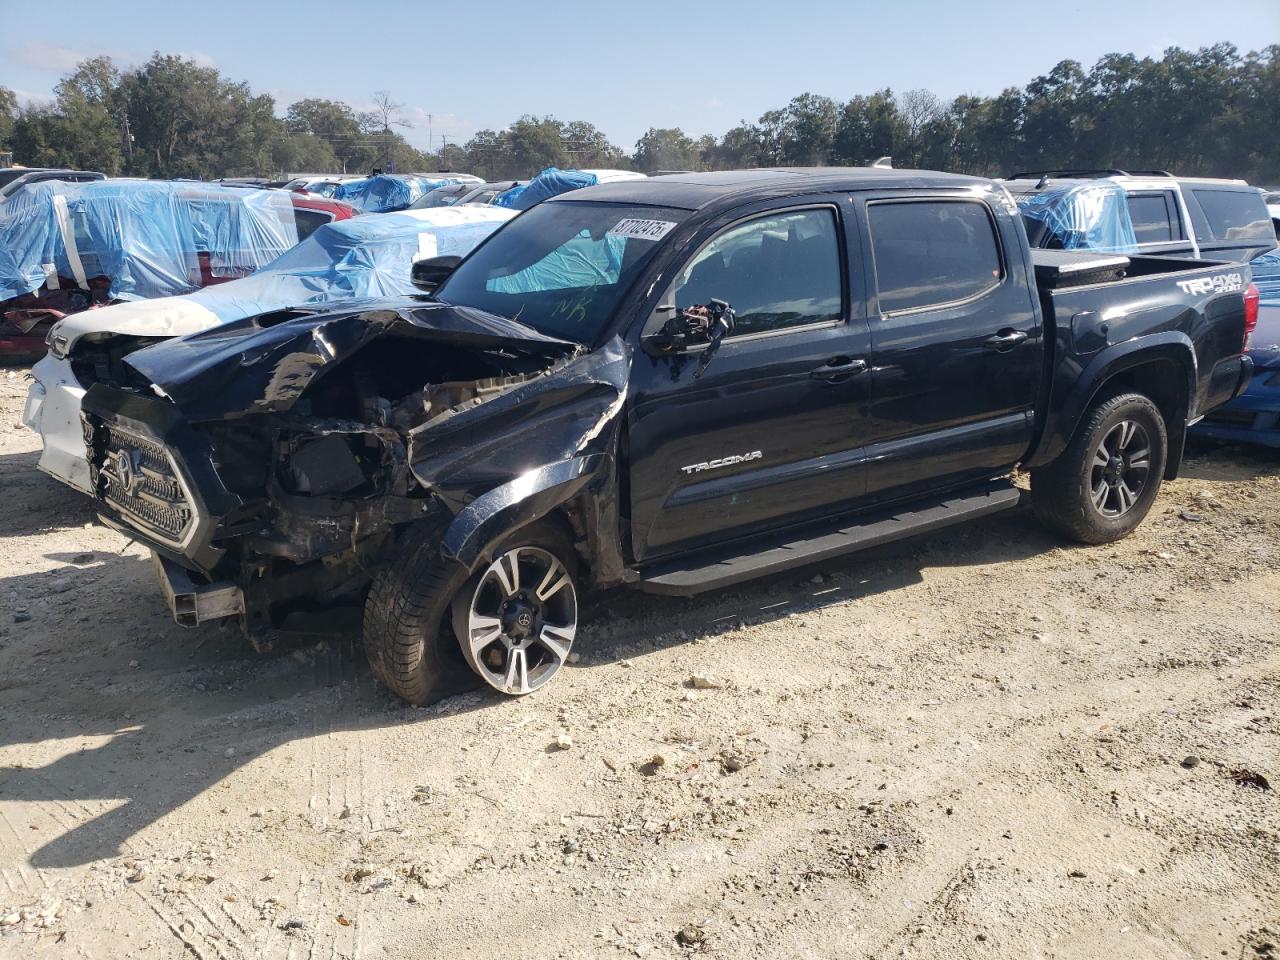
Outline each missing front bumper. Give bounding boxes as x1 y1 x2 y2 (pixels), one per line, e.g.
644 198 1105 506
152 552 243 627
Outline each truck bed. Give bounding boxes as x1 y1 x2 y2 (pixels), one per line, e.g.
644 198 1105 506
1026 250 1252 468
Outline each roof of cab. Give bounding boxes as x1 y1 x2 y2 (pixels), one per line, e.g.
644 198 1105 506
550 167 990 211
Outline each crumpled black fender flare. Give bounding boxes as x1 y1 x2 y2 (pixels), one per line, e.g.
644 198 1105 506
440 454 605 571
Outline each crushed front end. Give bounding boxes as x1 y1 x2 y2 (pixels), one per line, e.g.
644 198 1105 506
79 300 612 648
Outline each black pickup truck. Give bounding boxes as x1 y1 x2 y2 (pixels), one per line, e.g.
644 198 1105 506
81 168 1258 704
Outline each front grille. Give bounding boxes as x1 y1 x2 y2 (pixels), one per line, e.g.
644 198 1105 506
97 424 195 544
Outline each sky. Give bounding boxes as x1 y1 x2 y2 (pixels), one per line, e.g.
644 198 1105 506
1 0 1277 154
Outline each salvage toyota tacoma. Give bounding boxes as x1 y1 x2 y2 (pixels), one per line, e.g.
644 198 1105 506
80 168 1259 704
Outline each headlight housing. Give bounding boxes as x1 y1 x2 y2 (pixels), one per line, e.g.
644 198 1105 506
45 324 69 358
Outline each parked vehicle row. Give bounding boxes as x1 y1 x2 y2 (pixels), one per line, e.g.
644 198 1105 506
64 167 1257 705
0 180 354 360
0 166 541 358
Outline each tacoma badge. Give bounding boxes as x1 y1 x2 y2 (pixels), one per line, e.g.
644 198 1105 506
681 450 763 475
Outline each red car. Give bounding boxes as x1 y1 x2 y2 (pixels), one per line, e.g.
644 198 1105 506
0 193 354 362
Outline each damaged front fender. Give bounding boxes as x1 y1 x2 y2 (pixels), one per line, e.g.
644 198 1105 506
441 455 604 569
408 337 631 578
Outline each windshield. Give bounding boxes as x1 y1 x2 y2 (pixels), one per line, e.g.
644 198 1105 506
411 184 470 209
434 200 689 343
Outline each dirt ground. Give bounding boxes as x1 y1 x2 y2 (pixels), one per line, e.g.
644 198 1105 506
0 364 1277 960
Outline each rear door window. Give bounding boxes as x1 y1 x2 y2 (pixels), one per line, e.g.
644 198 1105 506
1126 192 1182 244
1190 188 1274 242
868 200 1003 313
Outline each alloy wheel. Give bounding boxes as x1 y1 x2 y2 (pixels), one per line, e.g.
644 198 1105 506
454 547 577 695
1089 419 1151 518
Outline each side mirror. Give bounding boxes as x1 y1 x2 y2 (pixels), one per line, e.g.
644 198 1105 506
410 255 462 294
644 299 735 353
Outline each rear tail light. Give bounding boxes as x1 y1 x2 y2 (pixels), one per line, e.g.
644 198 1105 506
1243 282 1259 350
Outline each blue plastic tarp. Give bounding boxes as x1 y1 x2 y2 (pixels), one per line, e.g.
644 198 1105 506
331 174 458 214
1250 248 1280 306
489 233 625 294
143 205 517 324
0 180 298 302
494 168 599 211
1015 182 1138 254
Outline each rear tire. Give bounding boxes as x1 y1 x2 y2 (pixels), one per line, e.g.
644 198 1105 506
1031 392 1167 544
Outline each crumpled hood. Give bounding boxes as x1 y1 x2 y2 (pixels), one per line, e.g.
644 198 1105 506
1249 302 1280 369
123 298 577 422
53 295 223 350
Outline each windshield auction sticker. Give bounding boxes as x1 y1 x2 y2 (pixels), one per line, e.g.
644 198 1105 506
607 219 678 242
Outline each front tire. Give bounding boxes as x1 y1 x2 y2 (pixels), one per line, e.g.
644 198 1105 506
1031 392 1167 544
362 515 580 705
363 511 475 705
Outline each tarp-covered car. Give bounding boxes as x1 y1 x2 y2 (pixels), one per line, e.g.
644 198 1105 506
23 204 516 493
328 174 481 214
493 168 645 210
0 180 305 359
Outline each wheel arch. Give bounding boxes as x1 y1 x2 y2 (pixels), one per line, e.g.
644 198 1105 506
1030 336 1195 480
439 454 607 573
1089 355 1192 480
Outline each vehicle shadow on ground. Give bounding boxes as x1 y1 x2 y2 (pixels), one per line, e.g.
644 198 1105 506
0 449 99 538
0 506 1066 872
581 506 1061 665
1180 442 1280 480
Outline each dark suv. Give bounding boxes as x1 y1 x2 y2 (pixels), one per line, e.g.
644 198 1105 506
0 168 106 200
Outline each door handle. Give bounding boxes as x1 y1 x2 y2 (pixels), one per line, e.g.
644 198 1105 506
810 357 868 381
984 329 1028 351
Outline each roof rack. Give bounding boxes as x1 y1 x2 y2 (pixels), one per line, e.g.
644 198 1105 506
1008 168 1175 181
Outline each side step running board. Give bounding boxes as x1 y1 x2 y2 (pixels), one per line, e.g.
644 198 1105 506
637 480 1023 596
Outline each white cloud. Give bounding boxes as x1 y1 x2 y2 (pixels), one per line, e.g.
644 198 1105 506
175 50 217 69
6 41 88 73
403 107 478 150
705 98 724 109
12 88 54 109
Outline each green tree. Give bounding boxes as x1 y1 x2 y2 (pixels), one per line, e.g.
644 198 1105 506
271 132 340 174
59 57 126 173
285 98 368 171
778 93 839 165
0 86 18 152
634 127 695 172
832 89 905 165
562 119 625 168
116 54 278 178
707 122 767 169
435 142 469 172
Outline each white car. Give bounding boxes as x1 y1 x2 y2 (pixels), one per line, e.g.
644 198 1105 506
1265 190 1280 239
23 204 516 494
